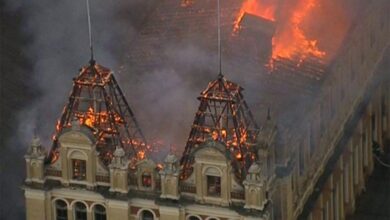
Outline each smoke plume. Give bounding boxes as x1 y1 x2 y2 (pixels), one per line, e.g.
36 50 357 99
0 1 364 219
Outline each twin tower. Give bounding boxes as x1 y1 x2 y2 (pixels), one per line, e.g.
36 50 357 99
24 59 278 220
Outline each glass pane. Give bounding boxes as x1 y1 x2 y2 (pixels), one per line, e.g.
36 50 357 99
72 160 86 180
207 175 221 196
94 205 106 220
56 200 68 220
142 173 152 187
74 202 87 220
142 210 154 220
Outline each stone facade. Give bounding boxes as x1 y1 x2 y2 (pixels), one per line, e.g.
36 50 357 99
23 1 390 220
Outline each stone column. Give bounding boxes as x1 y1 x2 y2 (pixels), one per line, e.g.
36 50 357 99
107 200 129 220
25 189 46 220
159 206 180 220
243 163 268 211
160 153 180 200
24 136 46 184
109 147 129 194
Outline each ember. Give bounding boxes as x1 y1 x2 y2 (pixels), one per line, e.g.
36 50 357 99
48 61 148 166
180 74 259 180
233 0 276 33
233 0 326 67
181 0 194 8
271 0 325 63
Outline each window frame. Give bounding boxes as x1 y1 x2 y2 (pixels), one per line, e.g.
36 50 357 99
72 159 87 180
141 172 152 188
206 175 221 197
139 209 155 220
74 202 87 220
55 200 68 220
93 204 107 220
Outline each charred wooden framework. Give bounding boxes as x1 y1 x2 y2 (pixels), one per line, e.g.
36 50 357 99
180 73 260 180
50 61 147 166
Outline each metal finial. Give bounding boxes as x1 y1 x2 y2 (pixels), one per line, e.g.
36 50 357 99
217 0 223 77
33 127 37 138
86 0 94 63
267 107 271 120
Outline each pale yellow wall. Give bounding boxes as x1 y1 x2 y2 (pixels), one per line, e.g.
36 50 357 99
107 200 129 220
159 206 180 220
25 189 46 220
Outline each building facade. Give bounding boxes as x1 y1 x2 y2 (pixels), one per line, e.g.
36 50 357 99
23 1 390 220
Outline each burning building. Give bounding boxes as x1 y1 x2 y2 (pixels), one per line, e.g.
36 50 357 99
23 0 390 220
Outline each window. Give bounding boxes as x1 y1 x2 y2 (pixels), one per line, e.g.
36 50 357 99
94 205 106 220
55 200 67 220
371 114 376 141
72 159 86 180
344 165 349 203
382 94 388 132
299 144 305 176
382 94 387 118
207 175 221 197
142 172 152 188
309 124 315 156
141 210 154 220
74 202 87 220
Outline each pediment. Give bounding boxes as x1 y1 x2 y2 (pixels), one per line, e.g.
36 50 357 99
195 147 227 162
58 129 94 146
136 158 156 168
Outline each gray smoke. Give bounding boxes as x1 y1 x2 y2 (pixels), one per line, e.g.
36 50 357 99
0 0 366 219
5 0 157 147
1 0 156 219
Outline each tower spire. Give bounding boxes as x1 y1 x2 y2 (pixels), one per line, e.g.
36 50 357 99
217 0 223 78
86 0 94 63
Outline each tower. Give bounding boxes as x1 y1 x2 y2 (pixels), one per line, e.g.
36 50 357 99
49 61 148 167
180 0 260 181
244 162 268 211
180 74 260 180
109 146 129 193
160 152 180 200
25 136 46 184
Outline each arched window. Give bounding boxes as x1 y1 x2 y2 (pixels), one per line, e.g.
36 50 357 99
74 202 87 220
188 216 202 220
94 204 107 220
141 210 154 220
55 200 68 220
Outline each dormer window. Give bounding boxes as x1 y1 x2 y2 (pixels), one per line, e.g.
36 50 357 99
207 175 221 197
142 172 152 188
72 159 86 180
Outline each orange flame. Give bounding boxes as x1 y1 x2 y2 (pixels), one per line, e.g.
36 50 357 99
157 163 164 170
137 150 146 160
234 0 326 66
50 150 60 163
236 152 242 160
234 0 276 32
181 0 194 7
271 0 325 63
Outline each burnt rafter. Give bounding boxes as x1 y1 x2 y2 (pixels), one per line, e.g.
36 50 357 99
180 74 260 180
49 60 147 166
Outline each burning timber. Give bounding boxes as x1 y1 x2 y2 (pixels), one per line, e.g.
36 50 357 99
50 60 148 167
22 1 390 220
180 73 260 180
